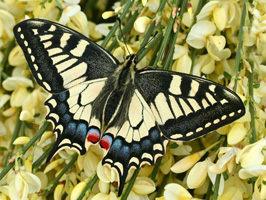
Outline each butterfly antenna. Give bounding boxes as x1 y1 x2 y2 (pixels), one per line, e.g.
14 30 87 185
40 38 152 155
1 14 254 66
136 31 158 57
117 18 131 56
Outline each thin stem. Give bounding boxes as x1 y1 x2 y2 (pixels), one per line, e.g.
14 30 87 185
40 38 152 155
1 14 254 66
0 39 15 83
212 174 221 200
0 122 50 180
150 156 163 182
4 118 21 167
107 11 139 52
163 0 186 70
101 0 134 48
248 61 257 143
32 144 53 172
77 173 98 200
121 168 140 200
43 153 78 197
152 0 180 68
233 2 246 92
156 173 170 197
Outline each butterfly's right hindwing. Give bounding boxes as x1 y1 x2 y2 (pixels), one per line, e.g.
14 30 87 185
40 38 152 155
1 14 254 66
13 19 119 93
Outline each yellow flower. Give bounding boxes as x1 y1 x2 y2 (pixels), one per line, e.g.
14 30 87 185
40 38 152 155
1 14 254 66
236 138 266 168
187 158 210 189
209 147 240 174
196 1 239 31
67 11 89 36
145 0 160 13
163 183 193 200
227 123 247 145
171 149 207 173
239 165 266 200
186 20 216 49
91 191 117 200
13 136 30 145
192 54 215 76
132 177 155 195
134 16 151 33
59 0 81 25
172 45 192 74
7 170 41 199
206 35 231 61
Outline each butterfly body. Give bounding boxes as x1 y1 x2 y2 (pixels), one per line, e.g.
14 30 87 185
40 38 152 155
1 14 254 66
14 19 245 195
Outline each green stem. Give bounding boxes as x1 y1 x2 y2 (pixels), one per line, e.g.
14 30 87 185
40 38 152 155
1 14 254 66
77 173 98 200
0 39 15 83
248 61 257 143
32 144 53 172
156 173 170 197
138 32 163 62
152 0 180 69
233 2 246 92
212 174 221 200
0 122 50 180
107 11 139 52
150 156 163 182
121 168 140 200
4 118 21 167
101 0 134 48
163 0 186 70
43 153 78 197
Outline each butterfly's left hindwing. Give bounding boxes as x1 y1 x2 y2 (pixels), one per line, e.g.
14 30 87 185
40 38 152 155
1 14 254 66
136 70 245 141
45 78 109 161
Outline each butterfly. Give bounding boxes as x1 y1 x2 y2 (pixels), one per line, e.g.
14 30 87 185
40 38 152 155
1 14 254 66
13 19 245 195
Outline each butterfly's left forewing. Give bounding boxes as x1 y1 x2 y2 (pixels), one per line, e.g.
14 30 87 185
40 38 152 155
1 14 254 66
135 70 245 141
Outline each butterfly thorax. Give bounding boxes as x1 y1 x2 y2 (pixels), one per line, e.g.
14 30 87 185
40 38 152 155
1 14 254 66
113 54 137 88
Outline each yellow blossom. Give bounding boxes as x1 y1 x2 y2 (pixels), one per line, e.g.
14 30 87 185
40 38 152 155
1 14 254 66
54 183 64 200
134 16 151 33
7 170 41 199
227 123 247 145
171 149 207 173
209 147 240 174
13 136 30 145
71 181 87 200
132 177 156 195
236 138 266 168
163 183 193 200
187 159 209 189
186 20 216 49
206 35 231 61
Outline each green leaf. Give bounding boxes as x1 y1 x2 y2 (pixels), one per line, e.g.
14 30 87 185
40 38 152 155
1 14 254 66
253 83 260 88
0 147 8 152
223 71 231 80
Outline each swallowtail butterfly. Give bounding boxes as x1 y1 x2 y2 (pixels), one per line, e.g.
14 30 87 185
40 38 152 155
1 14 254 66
14 19 245 195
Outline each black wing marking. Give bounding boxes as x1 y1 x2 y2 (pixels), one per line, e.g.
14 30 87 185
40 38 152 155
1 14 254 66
45 78 109 161
13 19 119 93
100 88 167 196
135 70 245 141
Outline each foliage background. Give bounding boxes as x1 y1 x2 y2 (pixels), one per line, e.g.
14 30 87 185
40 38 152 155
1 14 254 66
0 0 266 199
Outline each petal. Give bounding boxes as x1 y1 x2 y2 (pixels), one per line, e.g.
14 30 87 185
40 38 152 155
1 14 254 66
20 171 41 193
54 184 64 200
134 16 151 33
2 77 33 91
102 11 116 19
196 1 218 21
213 4 228 30
172 53 192 74
44 159 65 174
227 123 247 145
132 177 156 195
236 139 266 168
239 165 266 179
187 159 208 189
171 150 206 173
71 182 87 200
13 136 30 145
187 20 216 49
164 183 192 199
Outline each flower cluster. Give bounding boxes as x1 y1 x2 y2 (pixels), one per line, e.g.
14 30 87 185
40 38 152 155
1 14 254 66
0 0 265 199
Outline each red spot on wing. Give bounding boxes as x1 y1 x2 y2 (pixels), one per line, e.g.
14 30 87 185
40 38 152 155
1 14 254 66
100 135 112 150
87 128 100 143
